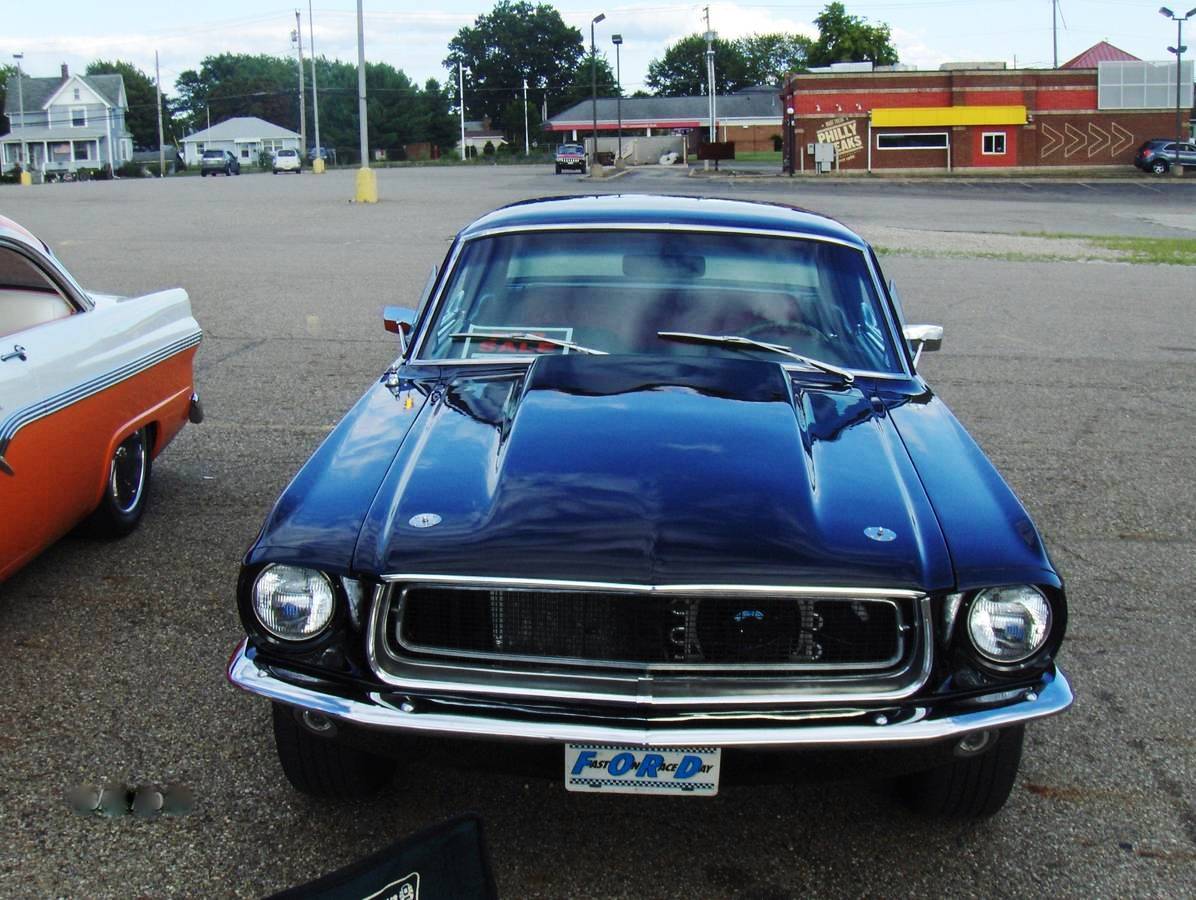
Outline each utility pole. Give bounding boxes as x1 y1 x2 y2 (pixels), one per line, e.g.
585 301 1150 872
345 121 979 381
704 6 717 170
1052 0 1058 68
309 0 322 170
591 13 605 165
458 61 466 159
523 77 530 155
155 51 165 178
13 53 25 169
354 0 376 201
612 34 623 163
294 10 307 155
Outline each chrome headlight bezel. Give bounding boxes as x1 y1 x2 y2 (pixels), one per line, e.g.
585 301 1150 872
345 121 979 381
249 564 337 642
965 584 1053 666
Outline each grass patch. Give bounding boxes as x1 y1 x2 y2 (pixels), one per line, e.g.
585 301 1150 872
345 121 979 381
1030 234 1196 266
734 150 782 162
872 245 1098 264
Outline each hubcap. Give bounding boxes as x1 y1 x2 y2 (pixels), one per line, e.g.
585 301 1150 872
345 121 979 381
110 431 146 514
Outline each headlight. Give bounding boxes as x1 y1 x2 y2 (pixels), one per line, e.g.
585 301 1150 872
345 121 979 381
251 564 335 641
967 585 1051 664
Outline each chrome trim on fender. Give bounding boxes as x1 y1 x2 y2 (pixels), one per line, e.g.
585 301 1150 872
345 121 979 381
366 578 934 706
0 330 203 460
227 640 1073 749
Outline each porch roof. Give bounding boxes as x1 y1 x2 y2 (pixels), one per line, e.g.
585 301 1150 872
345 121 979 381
1 126 111 142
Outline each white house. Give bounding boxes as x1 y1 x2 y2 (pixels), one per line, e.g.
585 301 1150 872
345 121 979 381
2 64 133 174
180 117 301 168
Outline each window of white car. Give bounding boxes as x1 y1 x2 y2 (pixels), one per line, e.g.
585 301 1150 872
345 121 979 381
0 245 75 337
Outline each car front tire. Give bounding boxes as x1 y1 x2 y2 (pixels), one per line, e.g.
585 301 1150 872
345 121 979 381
85 427 152 537
271 703 396 798
896 725 1024 819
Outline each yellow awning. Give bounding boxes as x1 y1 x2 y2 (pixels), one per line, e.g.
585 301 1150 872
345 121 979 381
870 106 1027 127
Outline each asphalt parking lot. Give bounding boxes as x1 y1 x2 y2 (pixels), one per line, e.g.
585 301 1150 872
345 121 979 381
1 165 1194 897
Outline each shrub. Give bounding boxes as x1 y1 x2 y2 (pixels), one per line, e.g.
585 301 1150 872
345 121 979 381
483 141 495 156
258 150 274 169
771 134 783 151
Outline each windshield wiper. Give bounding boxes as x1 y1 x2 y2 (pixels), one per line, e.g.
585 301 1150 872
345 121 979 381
657 331 854 383
450 332 607 355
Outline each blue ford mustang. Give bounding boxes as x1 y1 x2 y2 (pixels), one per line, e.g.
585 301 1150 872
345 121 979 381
228 195 1071 817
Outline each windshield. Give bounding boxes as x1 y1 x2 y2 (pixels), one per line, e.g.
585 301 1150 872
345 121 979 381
278 150 296 157
419 230 902 373
203 150 224 158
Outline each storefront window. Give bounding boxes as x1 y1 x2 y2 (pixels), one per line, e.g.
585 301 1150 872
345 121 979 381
877 133 948 150
982 132 1007 155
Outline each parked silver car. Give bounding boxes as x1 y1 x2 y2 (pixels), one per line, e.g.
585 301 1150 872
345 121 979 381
200 149 241 177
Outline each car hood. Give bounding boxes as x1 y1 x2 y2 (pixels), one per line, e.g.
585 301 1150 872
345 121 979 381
352 356 954 590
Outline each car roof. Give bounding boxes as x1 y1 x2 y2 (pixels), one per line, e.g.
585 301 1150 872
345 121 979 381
0 215 50 254
458 194 867 248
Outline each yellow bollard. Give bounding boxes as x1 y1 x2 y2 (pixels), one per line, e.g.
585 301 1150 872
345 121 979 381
312 158 325 174
354 166 378 203
19 171 32 186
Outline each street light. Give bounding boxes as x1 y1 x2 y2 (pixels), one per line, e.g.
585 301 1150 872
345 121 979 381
1160 6 1196 163
591 12 605 167
459 62 469 160
12 53 24 165
612 34 623 163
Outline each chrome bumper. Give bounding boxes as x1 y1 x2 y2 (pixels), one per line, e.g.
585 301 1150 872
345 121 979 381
227 640 1073 749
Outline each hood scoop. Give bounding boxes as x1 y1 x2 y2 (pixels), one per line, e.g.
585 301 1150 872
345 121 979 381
523 353 793 403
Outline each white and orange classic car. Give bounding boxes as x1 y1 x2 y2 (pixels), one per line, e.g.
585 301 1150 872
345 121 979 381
0 215 202 582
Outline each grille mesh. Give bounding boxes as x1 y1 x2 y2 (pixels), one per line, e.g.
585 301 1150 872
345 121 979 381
395 587 903 669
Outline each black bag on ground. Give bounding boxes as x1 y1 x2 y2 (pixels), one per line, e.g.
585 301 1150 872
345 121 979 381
265 814 497 900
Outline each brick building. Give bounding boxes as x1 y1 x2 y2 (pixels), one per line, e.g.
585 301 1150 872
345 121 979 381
780 59 1192 173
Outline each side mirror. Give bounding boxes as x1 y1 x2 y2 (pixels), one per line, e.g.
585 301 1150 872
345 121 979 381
383 305 417 354
903 324 943 367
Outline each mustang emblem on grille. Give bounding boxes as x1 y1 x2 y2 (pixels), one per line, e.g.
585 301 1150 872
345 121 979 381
733 609 765 623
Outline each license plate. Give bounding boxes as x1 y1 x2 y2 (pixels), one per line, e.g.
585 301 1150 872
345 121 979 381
564 744 721 796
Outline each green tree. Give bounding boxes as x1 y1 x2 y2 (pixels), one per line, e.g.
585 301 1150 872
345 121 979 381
172 54 455 161
553 55 619 116
445 1 585 137
86 60 169 148
645 34 752 97
808 2 898 67
739 33 814 82
0 64 16 137
174 54 298 135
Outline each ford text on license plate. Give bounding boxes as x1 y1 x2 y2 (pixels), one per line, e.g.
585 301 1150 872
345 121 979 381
564 745 721 796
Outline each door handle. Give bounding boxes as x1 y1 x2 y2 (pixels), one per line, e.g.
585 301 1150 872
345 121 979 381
1 345 27 362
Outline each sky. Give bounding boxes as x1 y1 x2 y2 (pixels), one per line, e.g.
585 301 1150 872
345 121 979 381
4 0 1190 99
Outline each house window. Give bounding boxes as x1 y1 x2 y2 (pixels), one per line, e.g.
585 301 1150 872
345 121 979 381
73 88 81 100
982 132 1007 155
73 141 91 161
240 147 250 159
196 143 204 155
876 133 948 150
71 107 87 127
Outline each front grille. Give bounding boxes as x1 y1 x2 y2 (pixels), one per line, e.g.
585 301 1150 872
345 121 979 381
392 586 907 672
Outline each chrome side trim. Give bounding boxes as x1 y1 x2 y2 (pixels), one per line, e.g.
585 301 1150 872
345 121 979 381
367 579 934 707
0 330 203 460
228 640 1074 749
